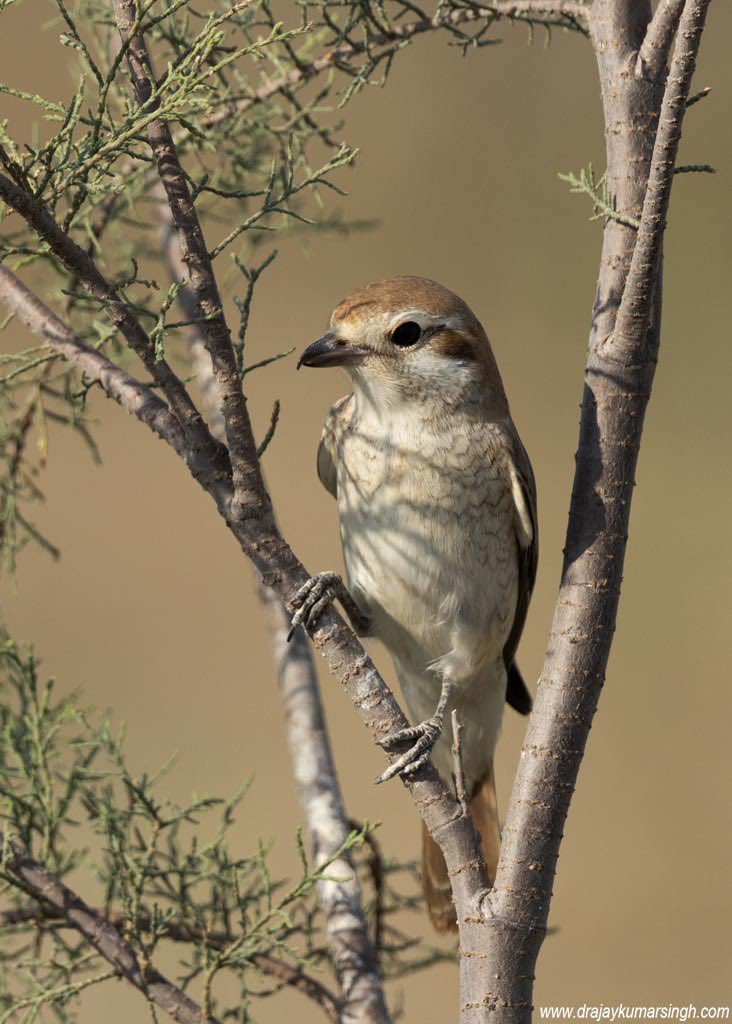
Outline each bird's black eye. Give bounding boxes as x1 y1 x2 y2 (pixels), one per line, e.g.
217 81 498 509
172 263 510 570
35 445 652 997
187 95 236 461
390 321 421 347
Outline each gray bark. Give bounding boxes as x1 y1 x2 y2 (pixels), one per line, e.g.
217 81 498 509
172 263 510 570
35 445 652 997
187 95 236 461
0 1 713 1020
261 597 390 1024
0 899 341 1020
0 266 187 457
154 192 389 1024
111 0 265 509
453 2 711 1020
1 836 219 1024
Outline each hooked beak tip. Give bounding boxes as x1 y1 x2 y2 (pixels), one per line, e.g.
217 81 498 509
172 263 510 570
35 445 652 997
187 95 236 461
297 332 367 370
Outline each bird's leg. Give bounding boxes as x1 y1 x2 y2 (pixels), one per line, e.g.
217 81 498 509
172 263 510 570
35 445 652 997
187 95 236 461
287 571 372 642
374 675 453 785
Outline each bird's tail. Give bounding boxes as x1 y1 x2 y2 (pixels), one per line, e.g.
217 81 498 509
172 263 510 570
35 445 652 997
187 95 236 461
422 761 501 933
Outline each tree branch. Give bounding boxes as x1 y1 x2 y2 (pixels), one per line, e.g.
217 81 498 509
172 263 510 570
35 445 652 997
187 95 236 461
2 1 714 1020
637 0 685 80
124 32 487 965
112 0 268 519
202 2 589 133
464 2 711 1020
0 903 340 1023
222 545 488 965
260 597 390 1024
3 65 489 1009
3 38 463 912
153 193 390 1024
616 0 709 352
1 836 220 1024
0 172 219 471
0 265 187 459
71 1 590 292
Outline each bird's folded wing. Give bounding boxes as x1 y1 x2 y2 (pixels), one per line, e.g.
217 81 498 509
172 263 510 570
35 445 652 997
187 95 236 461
316 393 354 499
502 428 539 675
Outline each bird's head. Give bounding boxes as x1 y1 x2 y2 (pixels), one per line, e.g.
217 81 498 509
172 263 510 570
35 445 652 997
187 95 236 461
298 276 508 415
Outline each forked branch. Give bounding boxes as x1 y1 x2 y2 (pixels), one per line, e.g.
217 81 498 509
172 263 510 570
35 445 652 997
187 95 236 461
637 0 685 79
153 195 389 1023
112 0 266 512
466 2 712 1021
0 171 214 461
616 0 710 352
0 902 341 1022
0 1 714 1022
1 835 219 1024
0 266 186 458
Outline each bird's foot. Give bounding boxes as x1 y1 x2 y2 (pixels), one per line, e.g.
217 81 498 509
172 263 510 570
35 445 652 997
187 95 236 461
374 715 444 785
287 571 343 642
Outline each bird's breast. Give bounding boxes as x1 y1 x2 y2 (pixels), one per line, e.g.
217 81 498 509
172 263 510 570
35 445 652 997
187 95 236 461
336 417 518 677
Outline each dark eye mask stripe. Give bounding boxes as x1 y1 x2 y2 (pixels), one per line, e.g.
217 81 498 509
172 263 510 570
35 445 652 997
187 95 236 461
389 322 474 361
431 329 476 361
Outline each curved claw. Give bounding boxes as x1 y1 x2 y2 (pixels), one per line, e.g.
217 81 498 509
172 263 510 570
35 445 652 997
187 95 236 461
287 571 342 642
374 716 443 785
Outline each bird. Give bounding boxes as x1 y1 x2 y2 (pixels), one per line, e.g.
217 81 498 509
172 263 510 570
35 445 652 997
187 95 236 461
289 276 537 932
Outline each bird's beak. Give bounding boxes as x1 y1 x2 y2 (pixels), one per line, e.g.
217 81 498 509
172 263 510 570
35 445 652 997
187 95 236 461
297 332 369 370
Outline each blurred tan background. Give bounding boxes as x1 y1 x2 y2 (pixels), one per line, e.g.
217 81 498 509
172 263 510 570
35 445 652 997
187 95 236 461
1 3 731 1021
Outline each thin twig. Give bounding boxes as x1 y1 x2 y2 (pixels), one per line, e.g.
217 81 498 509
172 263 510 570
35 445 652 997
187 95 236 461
347 819 386 960
0 266 187 458
0 904 341 1023
203 2 589 132
112 0 267 515
451 710 468 817
0 172 216 464
1 835 220 1024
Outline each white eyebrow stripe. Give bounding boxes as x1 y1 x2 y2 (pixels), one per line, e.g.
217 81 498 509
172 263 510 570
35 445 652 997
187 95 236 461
385 309 428 329
385 310 466 332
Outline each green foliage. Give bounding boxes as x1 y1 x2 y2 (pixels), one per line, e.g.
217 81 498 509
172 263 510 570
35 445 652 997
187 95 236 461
0 351 99 578
0 0 588 576
0 631 447 1021
0 3 588 1015
561 82 714 230
559 164 641 230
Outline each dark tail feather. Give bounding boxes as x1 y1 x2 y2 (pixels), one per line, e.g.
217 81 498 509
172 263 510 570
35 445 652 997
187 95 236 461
506 661 532 715
422 821 456 933
422 762 501 933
